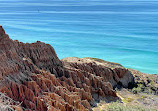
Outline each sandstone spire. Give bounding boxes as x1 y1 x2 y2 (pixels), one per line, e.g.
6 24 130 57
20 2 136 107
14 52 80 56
0 25 5 36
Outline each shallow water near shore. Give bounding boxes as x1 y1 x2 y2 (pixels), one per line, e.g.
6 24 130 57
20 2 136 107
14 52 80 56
0 0 158 74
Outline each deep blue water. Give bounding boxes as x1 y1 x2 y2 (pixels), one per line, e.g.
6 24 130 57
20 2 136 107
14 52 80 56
0 0 158 74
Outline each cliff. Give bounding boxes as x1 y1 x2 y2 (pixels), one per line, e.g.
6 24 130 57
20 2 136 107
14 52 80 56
0 25 144 111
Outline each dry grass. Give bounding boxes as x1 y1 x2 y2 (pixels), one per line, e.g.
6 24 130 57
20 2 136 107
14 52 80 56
93 89 158 111
0 92 15 111
116 89 158 110
102 102 158 111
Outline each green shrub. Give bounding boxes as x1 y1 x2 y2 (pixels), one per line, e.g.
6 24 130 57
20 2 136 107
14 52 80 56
122 98 134 103
132 84 144 94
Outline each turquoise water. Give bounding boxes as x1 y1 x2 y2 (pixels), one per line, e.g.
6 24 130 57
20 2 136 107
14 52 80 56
0 0 158 74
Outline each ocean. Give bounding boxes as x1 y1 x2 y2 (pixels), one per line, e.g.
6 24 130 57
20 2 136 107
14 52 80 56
0 0 158 74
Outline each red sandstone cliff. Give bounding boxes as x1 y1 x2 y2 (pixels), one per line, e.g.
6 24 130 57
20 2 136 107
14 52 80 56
0 25 134 111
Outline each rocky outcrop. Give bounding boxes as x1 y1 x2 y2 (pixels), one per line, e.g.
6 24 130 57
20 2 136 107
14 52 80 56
62 57 134 89
0 26 134 111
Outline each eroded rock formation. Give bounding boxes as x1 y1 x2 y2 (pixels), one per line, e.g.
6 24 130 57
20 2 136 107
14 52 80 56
0 25 134 111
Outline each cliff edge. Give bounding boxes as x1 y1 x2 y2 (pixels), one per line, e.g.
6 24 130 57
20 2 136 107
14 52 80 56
0 25 146 111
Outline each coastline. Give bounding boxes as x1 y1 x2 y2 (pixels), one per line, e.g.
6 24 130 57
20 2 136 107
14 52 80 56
1 0 158 75
0 25 158 111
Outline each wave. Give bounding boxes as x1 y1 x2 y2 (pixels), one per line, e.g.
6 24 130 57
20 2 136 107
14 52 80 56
39 11 158 15
3 22 158 41
1 11 158 15
1 0 158 7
